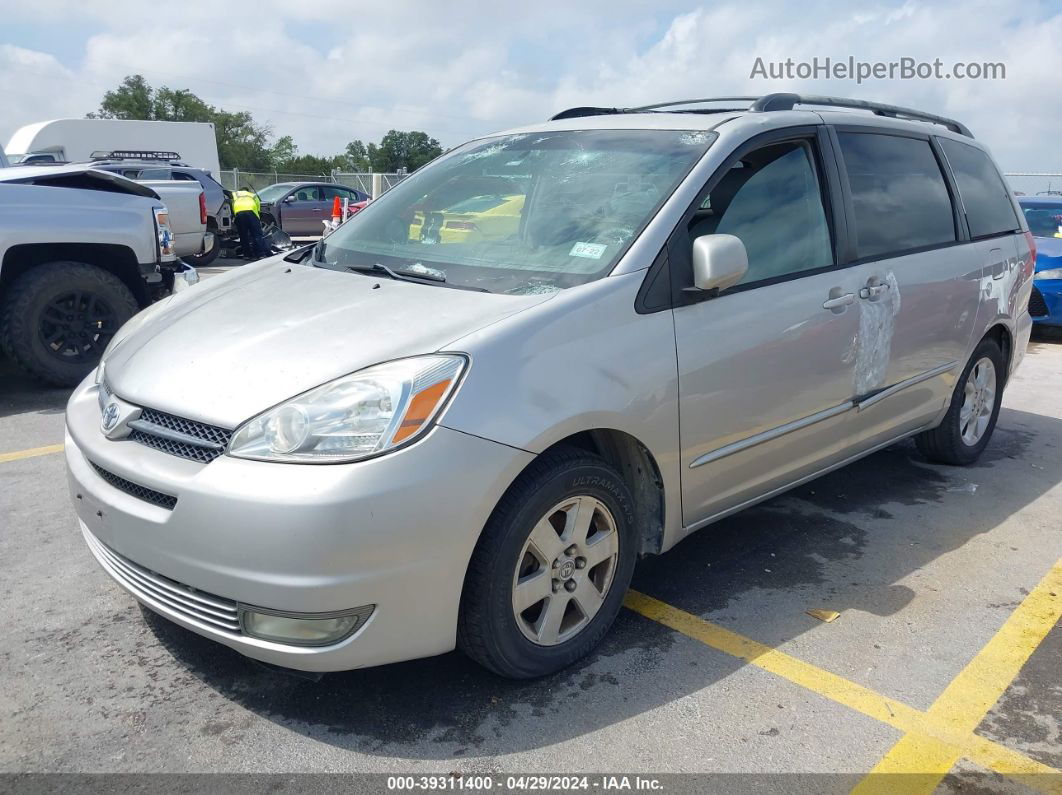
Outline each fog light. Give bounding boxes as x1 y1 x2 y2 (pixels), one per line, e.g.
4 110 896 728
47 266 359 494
238 605 374 646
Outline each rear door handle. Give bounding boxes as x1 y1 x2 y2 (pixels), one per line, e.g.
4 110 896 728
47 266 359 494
859 283 890 299
988 247 1006 279
823 292 855 311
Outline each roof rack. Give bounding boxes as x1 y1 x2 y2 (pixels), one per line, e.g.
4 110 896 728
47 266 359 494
89 150 183 162
549 93 973 137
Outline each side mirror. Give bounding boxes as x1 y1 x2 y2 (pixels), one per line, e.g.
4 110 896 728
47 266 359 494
690 234 748 293
282 195 297 203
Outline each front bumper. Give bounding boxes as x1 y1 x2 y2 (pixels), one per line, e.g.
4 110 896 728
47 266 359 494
66 377 534 672
1031 280 1061 326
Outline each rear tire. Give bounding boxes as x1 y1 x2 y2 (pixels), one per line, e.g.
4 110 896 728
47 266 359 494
187 230 220 266
0 262 138 386
458 448 638 679
915 338 1004 465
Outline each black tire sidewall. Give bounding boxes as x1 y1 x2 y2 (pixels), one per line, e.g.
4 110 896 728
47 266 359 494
1 262 138 386
188 232 220 266
472 457 637 678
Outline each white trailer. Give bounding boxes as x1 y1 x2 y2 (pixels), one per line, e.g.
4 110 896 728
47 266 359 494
4 119 221 175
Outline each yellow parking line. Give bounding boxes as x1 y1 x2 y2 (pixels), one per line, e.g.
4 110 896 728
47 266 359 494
852 559 1062 794
0 443 64 463
623 590 1062 790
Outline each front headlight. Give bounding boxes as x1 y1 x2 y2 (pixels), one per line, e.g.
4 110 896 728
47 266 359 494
1034 268 1062 280
227 355 467 463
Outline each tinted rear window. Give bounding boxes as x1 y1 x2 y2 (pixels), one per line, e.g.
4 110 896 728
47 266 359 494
838 132 956 259
939 138 1019 238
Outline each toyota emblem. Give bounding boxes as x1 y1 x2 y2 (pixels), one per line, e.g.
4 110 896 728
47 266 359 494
101 402 121 432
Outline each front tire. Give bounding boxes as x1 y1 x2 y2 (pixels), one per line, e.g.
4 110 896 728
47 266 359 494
0 262 138 386
915 338 1005 465
458 448 638 678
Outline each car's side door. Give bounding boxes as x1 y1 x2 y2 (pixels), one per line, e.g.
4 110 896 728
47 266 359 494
280 185 325 235
670 126 866 530
829 129 986 447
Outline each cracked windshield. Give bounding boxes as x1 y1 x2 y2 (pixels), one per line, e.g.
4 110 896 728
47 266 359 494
317 129 715 294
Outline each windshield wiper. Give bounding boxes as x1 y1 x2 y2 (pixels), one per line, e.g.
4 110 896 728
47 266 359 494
348 262 447 283
345 262 490 292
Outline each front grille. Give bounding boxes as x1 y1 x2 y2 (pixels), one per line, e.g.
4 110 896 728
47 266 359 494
90 462 178 510
83 530 241 633
1029 286 1050 318
130 407 233 463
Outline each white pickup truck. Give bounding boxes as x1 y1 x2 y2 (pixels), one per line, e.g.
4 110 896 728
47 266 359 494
0 165 198 386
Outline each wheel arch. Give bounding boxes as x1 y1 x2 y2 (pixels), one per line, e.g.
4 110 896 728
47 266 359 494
520 428 667 556
981 322 1013 382
1 243 150 307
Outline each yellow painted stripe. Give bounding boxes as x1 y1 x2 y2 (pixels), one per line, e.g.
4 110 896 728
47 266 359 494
623 590 1062 789
853 559 1062 793
0 443 64 463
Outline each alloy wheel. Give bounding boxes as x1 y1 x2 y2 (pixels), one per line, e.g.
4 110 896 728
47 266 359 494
960 356 996 446
511 496 620 646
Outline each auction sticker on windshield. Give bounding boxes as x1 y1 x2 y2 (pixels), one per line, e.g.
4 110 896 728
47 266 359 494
569 242 607 259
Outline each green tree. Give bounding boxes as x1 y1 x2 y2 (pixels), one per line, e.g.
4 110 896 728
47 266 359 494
87 76 445 176
373 130 443 172
213 110 274 171
341 139 371 172
151 87 214 123
87 74 276 171
87 75 154 120
268 135 297 168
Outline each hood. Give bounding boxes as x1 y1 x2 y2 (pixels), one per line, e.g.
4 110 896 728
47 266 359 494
105 258 554 428
1033 235 1062 270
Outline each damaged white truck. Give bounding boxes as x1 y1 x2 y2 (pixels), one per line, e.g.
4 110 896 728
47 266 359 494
0 165 196 386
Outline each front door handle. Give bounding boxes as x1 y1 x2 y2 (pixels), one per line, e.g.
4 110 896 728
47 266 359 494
859 283 890 300
823 292 855 311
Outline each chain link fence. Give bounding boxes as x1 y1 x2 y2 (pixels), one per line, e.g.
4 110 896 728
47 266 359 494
218 169 409 197
1004 173 1062 197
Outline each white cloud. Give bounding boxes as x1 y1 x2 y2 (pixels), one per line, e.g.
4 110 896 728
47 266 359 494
2 0 1060 182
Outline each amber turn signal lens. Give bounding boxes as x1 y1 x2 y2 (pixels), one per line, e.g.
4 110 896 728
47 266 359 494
392 379 452 444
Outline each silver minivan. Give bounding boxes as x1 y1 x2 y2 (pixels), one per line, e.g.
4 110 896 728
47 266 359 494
66 94 1036 678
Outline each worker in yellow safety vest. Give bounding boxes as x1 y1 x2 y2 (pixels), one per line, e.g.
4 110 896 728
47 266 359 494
231 188 270 260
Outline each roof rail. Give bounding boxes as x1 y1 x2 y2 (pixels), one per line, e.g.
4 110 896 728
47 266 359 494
550 106 623 120
549 98 755 120
749 93 973 137
548 93 973 137
627 97 760 112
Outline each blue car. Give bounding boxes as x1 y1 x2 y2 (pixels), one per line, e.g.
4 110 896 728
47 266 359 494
1018 196 1062 326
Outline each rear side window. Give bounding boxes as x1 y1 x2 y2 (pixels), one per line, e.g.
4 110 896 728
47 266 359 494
321 186 363 201
938 138 1019 238
838 132 956 259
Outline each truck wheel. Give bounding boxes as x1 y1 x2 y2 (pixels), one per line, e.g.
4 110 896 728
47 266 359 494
187 232 220 266
915 337 1005 466
0 262 138 387
458 448 638 678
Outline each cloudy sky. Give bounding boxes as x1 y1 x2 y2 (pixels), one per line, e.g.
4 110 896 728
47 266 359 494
3 0 1061 184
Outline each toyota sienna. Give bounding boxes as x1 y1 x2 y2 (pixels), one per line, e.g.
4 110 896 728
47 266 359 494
66 94 1035 678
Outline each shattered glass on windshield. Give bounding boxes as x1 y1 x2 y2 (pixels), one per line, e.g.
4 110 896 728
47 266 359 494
317 129 716 293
